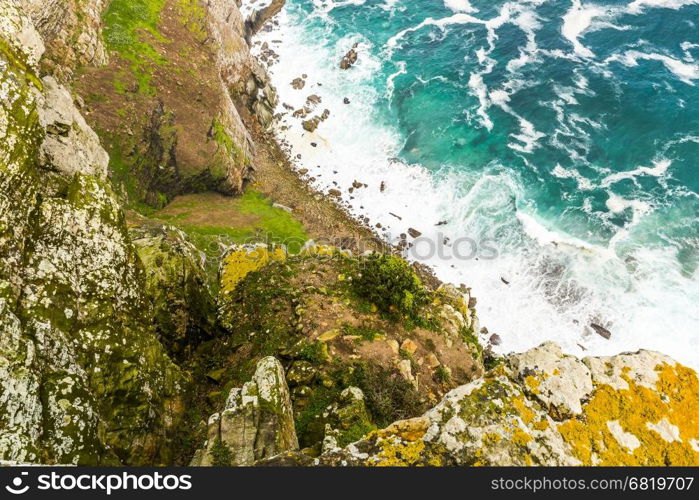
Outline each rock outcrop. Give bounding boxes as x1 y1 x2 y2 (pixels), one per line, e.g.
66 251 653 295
23 0 108 80
70 0 276 208
265 342 699 466
1 1 184 464
129 218 217 359
191 357 298 466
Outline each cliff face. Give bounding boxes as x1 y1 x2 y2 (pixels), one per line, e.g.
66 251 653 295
24 0 108 81
1 1 183 464
70 0 277 208
1 0 698 467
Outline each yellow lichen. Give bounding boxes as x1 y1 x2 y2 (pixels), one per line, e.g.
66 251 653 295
220 246 286 293
558 363 699 465
513 397 536 425
533 419 550 431
524 375 540 394
372 436 427 466
512 428 533 447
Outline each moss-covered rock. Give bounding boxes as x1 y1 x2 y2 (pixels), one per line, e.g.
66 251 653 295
129 217 217 359
1 5 185 464
196 243 483 453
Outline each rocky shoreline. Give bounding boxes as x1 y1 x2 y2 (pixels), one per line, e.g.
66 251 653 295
1 0 698 467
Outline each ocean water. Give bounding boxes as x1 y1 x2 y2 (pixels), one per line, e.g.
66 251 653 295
246 0 699 368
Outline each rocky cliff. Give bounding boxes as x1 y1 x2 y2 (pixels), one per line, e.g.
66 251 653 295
1 0 697 467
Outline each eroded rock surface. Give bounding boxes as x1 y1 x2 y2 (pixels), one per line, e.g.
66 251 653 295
265 343 699 466
191 357 298 466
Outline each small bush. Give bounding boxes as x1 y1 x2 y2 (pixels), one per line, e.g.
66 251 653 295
209 438 233 466
350 364 426 428
351 254 428 320
434 365 451 384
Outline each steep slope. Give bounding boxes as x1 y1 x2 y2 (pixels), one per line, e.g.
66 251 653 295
1 1 184 465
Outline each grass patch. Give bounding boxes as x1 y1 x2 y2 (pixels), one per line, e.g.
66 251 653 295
103 0 168 94
148 190 308 289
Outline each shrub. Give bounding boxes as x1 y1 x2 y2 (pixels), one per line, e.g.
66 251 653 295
209 438 233 466
351 254 428 320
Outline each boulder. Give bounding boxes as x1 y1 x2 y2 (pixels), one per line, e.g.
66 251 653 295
340 45 358 70
192 357 299 466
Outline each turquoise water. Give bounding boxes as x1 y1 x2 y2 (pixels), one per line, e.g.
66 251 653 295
252 0 699 366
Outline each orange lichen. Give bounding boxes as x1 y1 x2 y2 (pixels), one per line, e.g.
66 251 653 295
558 363 699 465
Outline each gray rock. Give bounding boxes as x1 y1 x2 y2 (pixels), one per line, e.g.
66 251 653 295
192 357 299 466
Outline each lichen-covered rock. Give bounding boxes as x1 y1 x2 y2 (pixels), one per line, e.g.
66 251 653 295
22 0 108 80
318 387 374 453
208 0 278 128
1 4 184 464
264 343 699 466
129 218 217 358
191 356 298 466
36 76 109 178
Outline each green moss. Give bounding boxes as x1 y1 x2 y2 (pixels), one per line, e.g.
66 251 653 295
295 385 341 447
103 0 168 94
460 325 483 360
177 0 208 40
338 421 376 448
209 437 233 466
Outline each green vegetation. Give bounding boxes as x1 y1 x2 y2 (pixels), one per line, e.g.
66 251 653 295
103 0 168 94
209 438 233 466
177 0 208 40
460 325 483 360
149 190 308 288
211 118 248 169
434 365 451 384
337 421 376 448
350 363 426 428
350 254 428 320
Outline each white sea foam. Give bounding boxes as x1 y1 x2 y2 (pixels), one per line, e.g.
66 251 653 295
444 0 478 13
627 0 699 15
561 0 606 58
601 159 673 187
248 1 699 369
606 50 699 85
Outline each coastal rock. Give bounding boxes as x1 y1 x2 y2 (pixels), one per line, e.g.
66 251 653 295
191 357 299 466
340 44 359 70
129 219 217 359
245 0 286 42
1 5 184 464
264 343 699 466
